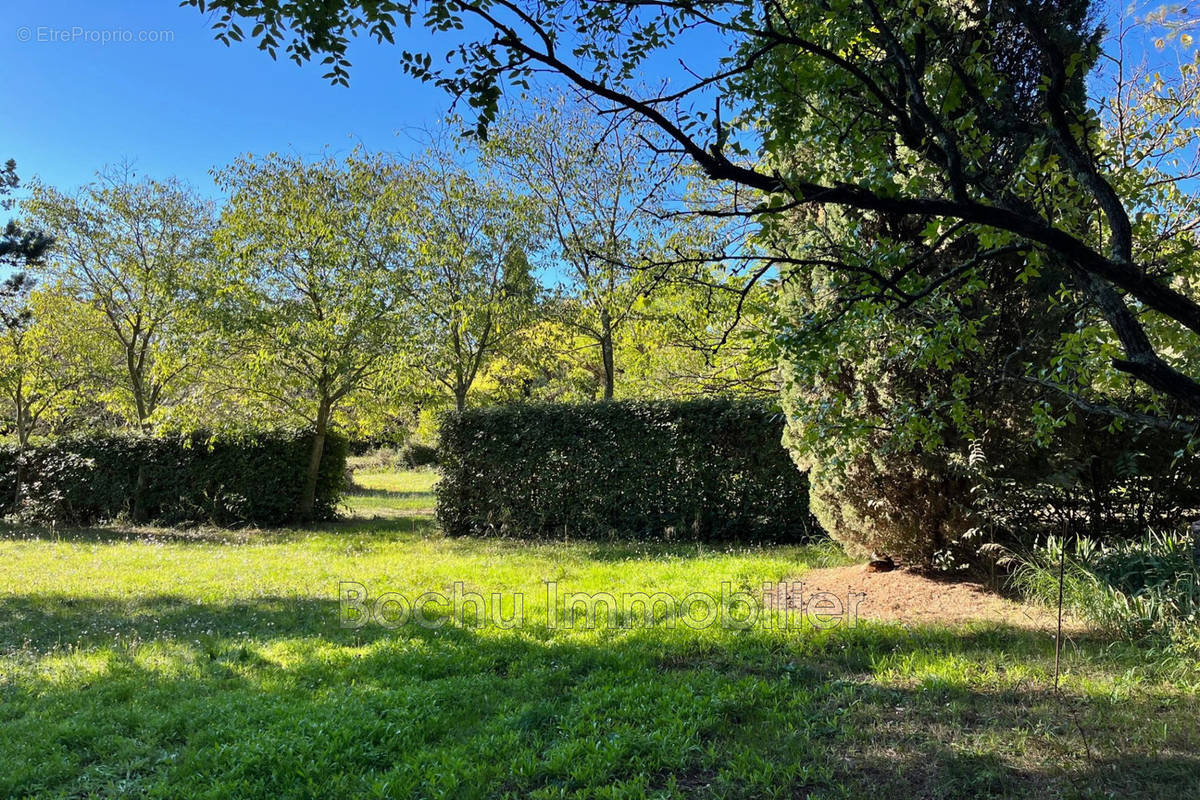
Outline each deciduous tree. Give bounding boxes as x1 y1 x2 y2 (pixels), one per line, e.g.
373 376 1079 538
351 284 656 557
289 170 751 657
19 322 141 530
184 0 1200 419
213 151 418 516
487 98 681 399
23 165 215 428
405 149 541 410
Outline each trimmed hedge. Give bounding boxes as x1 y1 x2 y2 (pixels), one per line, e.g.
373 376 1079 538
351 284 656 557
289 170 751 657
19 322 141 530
0 430 347 526
437 399 820 542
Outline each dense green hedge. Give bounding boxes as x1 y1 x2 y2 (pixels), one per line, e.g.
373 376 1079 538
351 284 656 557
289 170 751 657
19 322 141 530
437 399 820 541
0 430 347 526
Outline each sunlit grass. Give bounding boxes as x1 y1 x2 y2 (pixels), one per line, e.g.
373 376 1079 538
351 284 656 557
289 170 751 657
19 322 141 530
343 468 439 517
0 474 1196 798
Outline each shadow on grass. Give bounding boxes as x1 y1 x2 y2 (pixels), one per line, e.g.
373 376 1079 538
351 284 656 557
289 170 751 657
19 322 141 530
572 538 840 563
309 514 440 538
0 592 1196 798
0 512 444 545
0 512 834 572
344 488 437 501
0 519 270 545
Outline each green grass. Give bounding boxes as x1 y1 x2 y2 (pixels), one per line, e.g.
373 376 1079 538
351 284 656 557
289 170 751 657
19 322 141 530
0 472 1197 798
343 468 439 517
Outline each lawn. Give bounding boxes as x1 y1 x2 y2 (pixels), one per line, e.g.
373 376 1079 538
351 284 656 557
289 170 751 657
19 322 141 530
344 468 441 517
0 473 1197 799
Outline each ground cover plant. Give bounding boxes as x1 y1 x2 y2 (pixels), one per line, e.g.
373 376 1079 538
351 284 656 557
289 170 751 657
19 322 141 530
0 473 1197 799
1010 531 1200 641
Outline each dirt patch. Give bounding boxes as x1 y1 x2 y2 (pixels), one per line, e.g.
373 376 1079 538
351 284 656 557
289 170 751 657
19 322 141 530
773 564 1083 631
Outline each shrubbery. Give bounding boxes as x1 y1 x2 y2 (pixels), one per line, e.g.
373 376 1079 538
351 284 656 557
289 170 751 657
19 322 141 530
346 441 439 474
775 215 1200 569
0 430 347 526
437 399 819 541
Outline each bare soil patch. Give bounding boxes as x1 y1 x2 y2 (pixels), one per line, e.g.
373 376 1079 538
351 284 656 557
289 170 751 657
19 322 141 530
774 564 1083 631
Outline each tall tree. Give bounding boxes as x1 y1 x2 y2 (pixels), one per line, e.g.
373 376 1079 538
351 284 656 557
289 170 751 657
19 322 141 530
1 159 53 270
185 0 1200 420
406 149 541 410
0 278 96 447
213 151 418 516
487 98 680 399
23 165 215 429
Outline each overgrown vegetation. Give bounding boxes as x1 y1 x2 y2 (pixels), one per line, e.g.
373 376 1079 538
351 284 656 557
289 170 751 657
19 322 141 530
1009 531 1200 644
438 399 818 542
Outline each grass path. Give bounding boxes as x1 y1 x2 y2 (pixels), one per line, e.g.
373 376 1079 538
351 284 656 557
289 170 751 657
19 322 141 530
343 468 440 517
0 472 1197 798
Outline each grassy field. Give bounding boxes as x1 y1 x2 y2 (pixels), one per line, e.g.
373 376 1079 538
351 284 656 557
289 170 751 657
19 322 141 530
0 472 1197 798
345 468 441 517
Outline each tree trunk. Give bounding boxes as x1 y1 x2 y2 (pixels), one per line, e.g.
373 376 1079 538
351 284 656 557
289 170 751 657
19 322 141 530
127 346 151 431
454 384 468 411
600 308 615 400
13 388 26 509
300 399 331 519
132 463 149 523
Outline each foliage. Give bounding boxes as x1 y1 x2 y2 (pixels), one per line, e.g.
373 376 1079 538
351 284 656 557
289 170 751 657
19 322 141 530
0 281 99 445
402 145 541 410
774 206 1054 566
1 159 53 270
486 97 684 399
212 150 417 514
437 399 819 542
23 164 216 428
615 266 779 400
768 41 1200 568
399 441 439 469
184 0 1200 416
777 227 1200 568
1009 530 1200 639
0 429 347 525
9 135 776 442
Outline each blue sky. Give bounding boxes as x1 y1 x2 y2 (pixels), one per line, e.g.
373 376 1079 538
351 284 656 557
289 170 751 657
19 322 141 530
4 0 455 194
2 0 1176 200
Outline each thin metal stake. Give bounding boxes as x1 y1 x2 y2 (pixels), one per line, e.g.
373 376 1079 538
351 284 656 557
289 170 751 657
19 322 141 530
1054 527 1066 693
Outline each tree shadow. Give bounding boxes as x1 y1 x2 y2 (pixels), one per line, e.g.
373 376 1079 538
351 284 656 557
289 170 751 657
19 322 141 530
1 591 1196 798
0 519 268 545
344 488 436 501
0 513 443 545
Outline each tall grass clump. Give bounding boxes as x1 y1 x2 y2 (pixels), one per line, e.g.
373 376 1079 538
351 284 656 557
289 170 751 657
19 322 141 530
1009 531 1200 640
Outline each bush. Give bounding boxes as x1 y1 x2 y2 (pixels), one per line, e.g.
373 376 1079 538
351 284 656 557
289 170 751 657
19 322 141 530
775 216 1200 569
346 447 403 473
802 451 977 565
346 442 438 474
437 399 820 542
0 429 347 526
